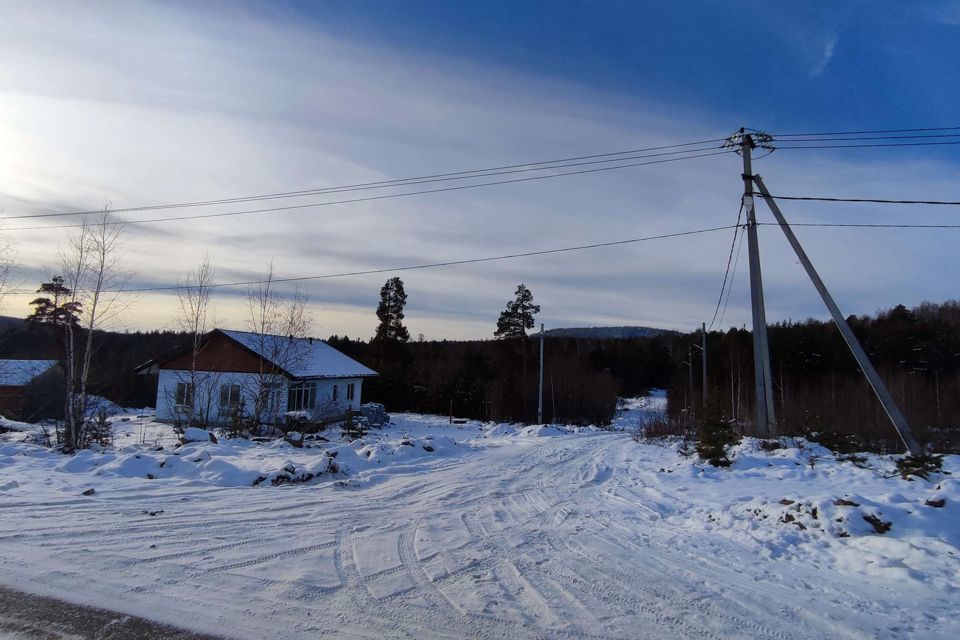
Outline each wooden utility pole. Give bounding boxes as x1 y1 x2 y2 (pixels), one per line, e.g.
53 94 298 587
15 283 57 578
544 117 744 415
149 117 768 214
740 130 777 436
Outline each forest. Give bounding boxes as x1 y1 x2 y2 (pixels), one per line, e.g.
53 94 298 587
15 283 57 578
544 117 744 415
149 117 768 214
3 299 959 453
665 301 960 453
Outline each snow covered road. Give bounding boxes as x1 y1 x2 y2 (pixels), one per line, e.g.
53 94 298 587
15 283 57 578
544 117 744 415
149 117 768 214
0 431 956 639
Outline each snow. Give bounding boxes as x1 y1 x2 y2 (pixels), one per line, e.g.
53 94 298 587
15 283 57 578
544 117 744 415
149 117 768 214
611 388 667 431
0 359 57 386
219 329 377 378
84 394 125 418
0 397 958 639
182 427 217 443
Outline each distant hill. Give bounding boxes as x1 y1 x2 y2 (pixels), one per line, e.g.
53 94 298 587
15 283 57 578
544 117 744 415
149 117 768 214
543 326 677 340
0 316 25 332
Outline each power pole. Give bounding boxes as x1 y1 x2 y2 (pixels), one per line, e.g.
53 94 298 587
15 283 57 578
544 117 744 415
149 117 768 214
740 130 777 437
701 322 708 409
751 175 921 456
687 346 694 415
538 323 545 424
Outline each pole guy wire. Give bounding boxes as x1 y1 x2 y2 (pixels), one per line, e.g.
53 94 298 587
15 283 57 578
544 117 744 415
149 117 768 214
707 202 744 332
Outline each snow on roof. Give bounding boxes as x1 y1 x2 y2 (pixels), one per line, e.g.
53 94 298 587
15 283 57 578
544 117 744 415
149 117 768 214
219 330 378 379
0 359 59 386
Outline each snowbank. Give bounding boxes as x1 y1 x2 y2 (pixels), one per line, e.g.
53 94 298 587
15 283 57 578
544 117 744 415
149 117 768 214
639 437 960 591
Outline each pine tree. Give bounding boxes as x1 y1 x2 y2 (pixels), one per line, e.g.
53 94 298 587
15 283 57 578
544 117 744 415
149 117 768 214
373 277 410 343
26 276 82 327
494 284 540 339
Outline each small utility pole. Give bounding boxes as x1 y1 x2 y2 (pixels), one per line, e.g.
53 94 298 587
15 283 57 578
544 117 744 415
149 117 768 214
740 130 777 437
538 323 545 424
701 322 708 409
687 346 694 413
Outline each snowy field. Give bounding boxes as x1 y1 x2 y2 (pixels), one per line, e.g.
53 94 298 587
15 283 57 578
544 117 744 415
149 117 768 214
0 398 958 639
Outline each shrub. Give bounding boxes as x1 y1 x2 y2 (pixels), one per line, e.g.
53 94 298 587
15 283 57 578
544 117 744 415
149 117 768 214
83 409 113 448
632 414 690 442
696 410 741 467
340 409 368 441
895 454 944 480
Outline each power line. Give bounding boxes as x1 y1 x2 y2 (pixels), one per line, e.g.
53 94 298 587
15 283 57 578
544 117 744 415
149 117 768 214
0 224 735 295
775 140 960 150
6 150 734 231
772 126 960 137
773 133 960 142
758 222 960 228
707 202 744 332
3 137 728 220
753 194 960 206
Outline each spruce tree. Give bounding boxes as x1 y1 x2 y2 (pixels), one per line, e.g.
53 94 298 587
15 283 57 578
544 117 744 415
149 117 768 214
494 284 540 339
696 407 741 467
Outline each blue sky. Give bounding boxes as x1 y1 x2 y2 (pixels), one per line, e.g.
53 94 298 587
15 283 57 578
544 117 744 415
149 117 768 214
1 1 959 339
283 0 960 133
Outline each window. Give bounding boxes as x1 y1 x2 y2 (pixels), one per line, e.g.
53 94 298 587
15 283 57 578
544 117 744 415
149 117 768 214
288 381 316 411
346 383 355 401
219 384 241 410
174 382 193 407
332 384 339 401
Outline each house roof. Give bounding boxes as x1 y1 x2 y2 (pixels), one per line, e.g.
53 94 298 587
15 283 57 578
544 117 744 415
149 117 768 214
218 330 377 379
0 359 59 386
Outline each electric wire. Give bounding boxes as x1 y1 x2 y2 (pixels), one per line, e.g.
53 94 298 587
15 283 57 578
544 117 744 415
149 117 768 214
707 202 744 332
5 150 734 231
87 224 742 294
771 126 960 137
752 194 960 206
3 137 729 220
771 134 960 142
775 140 960 150
758 222 960 229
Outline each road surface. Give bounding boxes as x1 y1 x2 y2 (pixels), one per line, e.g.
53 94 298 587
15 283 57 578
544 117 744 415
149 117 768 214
0 433 940 638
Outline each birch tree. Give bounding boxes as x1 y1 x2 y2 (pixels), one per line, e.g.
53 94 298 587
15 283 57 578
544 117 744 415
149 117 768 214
175 252 217 426
244 262 311 426
58 210 129 449
0 232 17 385
0 231 15 312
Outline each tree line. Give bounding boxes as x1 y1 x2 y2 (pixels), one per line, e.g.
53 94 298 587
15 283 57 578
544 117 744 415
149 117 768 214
666 301 960 453
4 233 959 450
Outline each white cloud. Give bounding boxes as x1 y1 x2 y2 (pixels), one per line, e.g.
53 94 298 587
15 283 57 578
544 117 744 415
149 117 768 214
0 2 957 340
810 34 838 76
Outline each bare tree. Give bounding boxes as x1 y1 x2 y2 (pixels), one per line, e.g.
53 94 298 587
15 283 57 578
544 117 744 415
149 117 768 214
174 252 218 426
58 210 129 449
244 261 311 427
0 230 16 312
0 230 17 386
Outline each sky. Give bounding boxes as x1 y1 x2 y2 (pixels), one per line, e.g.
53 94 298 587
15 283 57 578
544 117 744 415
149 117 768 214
1 0 959 340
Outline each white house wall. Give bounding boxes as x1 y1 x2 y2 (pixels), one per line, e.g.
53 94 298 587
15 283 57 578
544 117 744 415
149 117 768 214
156 369 366 425
307 377 364 417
